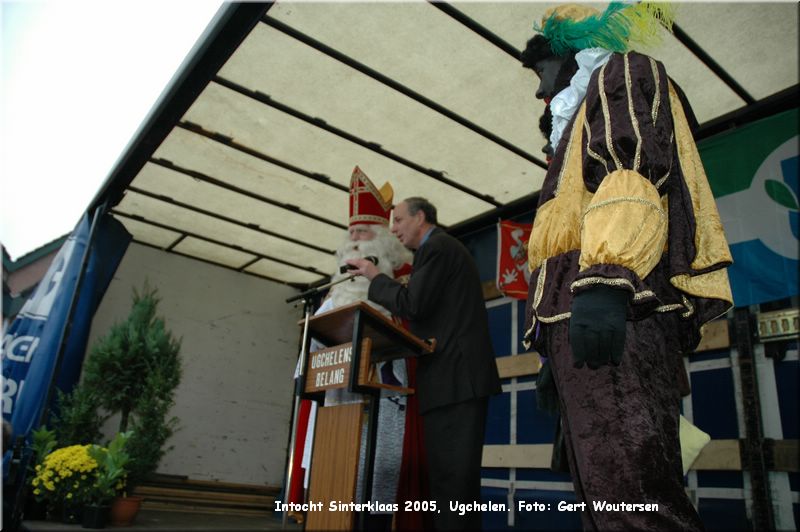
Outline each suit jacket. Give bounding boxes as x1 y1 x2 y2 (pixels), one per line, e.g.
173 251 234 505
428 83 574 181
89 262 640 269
369 227 501 414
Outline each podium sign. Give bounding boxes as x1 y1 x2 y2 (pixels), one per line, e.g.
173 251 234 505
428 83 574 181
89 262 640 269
305 339 372 394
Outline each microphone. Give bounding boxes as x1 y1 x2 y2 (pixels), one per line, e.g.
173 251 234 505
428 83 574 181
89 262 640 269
339 256 379 274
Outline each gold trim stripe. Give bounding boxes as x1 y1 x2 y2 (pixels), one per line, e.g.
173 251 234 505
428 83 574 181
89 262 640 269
526 299 690 323
599 62 623 171
522 318 536 351
649 57 661 126
580 196 666 238
624 53 643 172
633 290 657 301
522 259 548 348
583 196 665 220
571 276 635 292
537 312 571 323
655 303 684 313
681 295 695 318
584 119 609 171
352 173 393 211
570 276 656 301
654 173 669 191
533 258 547 311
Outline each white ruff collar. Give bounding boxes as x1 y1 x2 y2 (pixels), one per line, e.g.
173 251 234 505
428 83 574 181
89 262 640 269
549 48 613 150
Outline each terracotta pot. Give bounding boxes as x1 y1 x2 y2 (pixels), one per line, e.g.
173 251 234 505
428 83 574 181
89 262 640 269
109 496 143 526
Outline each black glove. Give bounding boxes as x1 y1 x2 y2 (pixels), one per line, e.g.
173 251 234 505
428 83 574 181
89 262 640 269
569 285 629 369
535 361 559 416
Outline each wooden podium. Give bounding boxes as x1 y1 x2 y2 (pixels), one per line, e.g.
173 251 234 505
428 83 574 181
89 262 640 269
298 301 434 531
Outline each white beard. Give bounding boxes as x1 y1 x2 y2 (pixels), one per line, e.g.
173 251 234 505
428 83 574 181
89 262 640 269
328 225 412 314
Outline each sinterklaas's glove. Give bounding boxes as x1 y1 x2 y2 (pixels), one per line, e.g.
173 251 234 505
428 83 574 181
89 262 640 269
569 285 629 369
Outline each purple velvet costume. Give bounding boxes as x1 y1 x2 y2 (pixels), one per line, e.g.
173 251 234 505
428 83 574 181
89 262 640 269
524 51 733 530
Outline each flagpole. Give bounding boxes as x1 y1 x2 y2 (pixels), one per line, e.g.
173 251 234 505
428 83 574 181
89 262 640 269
37 202 107 428
281 294 314 529
8 203 107 531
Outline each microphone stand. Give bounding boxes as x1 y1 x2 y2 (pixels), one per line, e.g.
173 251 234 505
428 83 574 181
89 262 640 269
285 274 358 304
281 274 357 528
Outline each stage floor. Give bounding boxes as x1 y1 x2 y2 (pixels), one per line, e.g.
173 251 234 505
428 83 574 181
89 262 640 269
21 509 302 531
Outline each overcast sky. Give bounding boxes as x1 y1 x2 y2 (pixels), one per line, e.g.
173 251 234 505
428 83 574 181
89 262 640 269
1 0 223 260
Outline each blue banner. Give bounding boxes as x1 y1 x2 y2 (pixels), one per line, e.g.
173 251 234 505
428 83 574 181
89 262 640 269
2 211 130 475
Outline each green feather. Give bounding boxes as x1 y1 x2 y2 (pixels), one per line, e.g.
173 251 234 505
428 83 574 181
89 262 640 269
537 2 676 56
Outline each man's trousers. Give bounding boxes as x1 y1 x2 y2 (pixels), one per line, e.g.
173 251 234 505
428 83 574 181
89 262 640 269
422 396 488 530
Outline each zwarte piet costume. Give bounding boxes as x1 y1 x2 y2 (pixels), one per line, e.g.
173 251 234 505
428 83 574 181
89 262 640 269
521 3 733 530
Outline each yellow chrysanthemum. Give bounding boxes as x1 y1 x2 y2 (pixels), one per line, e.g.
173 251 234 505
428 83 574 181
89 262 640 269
30 443 114 507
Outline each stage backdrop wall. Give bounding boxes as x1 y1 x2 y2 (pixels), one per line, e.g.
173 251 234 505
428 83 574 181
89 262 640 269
83 242 301 486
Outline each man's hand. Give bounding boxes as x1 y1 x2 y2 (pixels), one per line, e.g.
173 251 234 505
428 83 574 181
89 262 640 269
569 285 629 369
344 258 381 280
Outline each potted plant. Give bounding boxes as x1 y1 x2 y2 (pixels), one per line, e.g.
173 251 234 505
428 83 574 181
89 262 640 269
30 443 98 523
55 283 182 525
82 431 131 529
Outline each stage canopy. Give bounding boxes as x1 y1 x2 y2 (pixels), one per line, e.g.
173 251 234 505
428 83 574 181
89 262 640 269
92 2 799 287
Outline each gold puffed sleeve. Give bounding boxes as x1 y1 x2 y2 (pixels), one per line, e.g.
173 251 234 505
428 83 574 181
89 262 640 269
578 169 668 280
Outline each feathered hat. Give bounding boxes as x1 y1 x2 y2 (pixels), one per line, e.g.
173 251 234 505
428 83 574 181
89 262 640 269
535 2 676 56
349 166 393 227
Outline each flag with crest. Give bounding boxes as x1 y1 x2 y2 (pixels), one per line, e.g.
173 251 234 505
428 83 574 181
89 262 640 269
496 220 533 299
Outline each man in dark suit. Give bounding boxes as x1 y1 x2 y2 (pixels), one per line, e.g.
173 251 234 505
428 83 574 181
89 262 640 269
346 197 501 530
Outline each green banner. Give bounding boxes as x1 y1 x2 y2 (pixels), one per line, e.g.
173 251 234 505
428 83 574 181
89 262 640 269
699 108 799 306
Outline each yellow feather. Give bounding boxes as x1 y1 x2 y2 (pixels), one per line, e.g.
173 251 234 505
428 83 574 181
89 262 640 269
624 2 677 51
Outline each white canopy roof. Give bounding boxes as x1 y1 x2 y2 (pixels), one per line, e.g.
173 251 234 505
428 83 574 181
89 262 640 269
95 1 799 287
